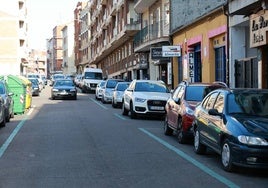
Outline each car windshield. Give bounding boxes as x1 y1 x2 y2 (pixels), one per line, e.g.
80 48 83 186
53 75 65 80
185 86 207 101
185 85 223 101
84 72 102 80
227 92 268 116
117 83 129 91
106 80 121 88
135 82 169 93
54 80 74 87
0 83 5 94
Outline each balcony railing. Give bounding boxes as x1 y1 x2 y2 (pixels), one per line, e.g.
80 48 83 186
134 20 169 49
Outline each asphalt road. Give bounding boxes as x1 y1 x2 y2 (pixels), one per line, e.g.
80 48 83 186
0 85 267 188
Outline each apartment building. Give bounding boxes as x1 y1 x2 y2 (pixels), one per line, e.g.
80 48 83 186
134 0 171 83
62 21 76 75
74 2 86 74
170 0 227 87
85 0 140 80
0 0 28 75
47 25 64 75
228 0 266 89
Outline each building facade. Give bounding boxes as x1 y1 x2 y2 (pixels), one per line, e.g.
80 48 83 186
0 0 28 76
133 0 171 84
170 0 227 87
228 0 266 89
62 21 76 75
85 0 140 80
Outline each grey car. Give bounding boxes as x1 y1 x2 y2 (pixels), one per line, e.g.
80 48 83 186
0 80 14 123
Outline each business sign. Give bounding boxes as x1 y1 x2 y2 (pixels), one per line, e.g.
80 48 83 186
250 11 268 48
150 47 170 61
162 46 181 57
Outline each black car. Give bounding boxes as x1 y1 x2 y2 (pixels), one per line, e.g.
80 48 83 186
51 79 77 100
0 80 14 122
28 78 40 96
192 88 268 172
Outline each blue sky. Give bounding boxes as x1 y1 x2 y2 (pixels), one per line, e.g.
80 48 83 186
27 0 80 50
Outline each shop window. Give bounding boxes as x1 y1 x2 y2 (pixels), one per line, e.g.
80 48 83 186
215 46 226 83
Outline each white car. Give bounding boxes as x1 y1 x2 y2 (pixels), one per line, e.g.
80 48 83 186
112 81 130 108
101 79 124 103
122 79 171 119
95 80 106 100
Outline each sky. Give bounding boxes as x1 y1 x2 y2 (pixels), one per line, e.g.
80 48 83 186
27 0 80 50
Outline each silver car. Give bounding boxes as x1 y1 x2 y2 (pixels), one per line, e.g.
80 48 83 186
95 80 106 100
112 82 129 108
0 80 14 123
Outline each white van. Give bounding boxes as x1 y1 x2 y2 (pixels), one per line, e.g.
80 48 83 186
81 68 103 93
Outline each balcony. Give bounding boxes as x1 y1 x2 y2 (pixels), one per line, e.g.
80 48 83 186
134 20 169 52
134 0 157 13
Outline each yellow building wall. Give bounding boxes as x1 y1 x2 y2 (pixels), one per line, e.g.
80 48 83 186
172 10 227 87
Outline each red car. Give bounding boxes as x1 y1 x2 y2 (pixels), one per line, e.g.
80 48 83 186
164 81 227 144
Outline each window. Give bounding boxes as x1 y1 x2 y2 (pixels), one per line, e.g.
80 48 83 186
205 92 219 110
214 93 224 113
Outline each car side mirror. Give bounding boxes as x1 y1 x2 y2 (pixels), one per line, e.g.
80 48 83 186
208 109 222 117
174 98 181 105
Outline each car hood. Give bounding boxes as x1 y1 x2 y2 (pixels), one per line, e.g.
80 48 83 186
236 116 268 136
134 92 171 100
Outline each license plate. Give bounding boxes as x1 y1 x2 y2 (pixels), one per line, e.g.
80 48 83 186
150 106 164 110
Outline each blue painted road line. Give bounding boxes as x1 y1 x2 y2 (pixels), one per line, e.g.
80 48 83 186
139 128 240 188
90 98 108 110
114 113 127 120
0 116 28 158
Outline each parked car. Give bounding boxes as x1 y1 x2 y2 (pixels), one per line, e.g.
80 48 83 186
74 74 82 87
112 81 130 108
50 74 65 86
27 73 45 89
95 80 106 100
122 79 171 119
28 78 40 96
101 79 124 103
0 96 5 127
192 88 268 172
51 79 77 100
0 80 14 122
164 81 227 144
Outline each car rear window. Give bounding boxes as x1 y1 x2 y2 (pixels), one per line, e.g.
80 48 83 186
185 86 206 101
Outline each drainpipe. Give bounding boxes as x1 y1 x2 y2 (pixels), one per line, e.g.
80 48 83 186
224 1 230 87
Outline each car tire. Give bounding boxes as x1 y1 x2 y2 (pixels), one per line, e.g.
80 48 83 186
122 101 128 116
221 139 235 172
112 99 116 108
130 102 137 119
0 115 6 127
177 118 186 144
194 129 206 154
164 115 173 136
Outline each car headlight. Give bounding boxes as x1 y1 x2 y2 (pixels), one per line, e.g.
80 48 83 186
135 97 146 103
185 107 194 116
52 89 59 92
238 135 268 146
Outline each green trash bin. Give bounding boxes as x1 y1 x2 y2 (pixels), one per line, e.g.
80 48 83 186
0 75 26 115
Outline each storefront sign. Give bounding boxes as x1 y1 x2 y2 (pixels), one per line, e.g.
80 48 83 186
188 52 194 82
150 47 170 60
250 11 268 48
162 46 181 57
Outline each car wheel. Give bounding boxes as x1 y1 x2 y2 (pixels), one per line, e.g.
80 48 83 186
5 110 10 122
10 111 14 118
164 115 173 136
122 101 128 116
112 98 116 108
0 115 6 127
194 129 206 154
177 118 186 144
221 139 234 172
101 97 105 104
130 102 137 119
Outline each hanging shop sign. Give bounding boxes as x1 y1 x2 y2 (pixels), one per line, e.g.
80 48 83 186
188 48 195 83
150 47 170 61
250 11 268 48
162 46 181 57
